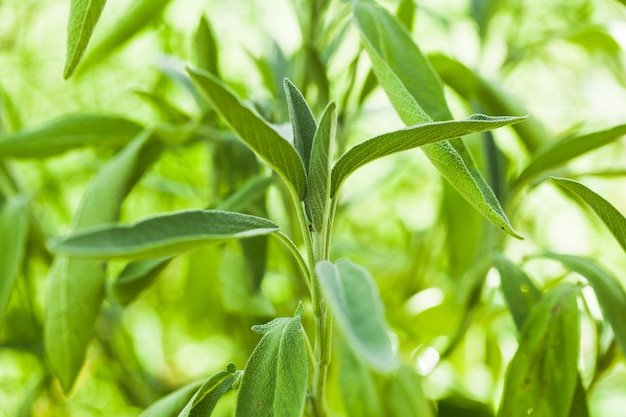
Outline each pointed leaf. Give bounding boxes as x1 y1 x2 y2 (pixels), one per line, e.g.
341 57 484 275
215 176 272 213
50 210 279 260
140 380 205 417
0 196 28 321
0 115 143 159
316 259 397 372
551 177 626 253
498 284 580 417
331 114 526 196
284 79 317 171
188 68 307 200
195 16 220 76
178 364 242 417
110 257 173 305
63 0 107 79
235 307 308 417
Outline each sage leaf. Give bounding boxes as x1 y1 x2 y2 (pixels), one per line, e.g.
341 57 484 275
45 130 162 392
178 364 242 417
383 365 435 417
551 177 626 253
188 68 307 200
140 380 205 417
541 253 626 357
63 0 107 79
498 284 580 417
110 257 173 305
0 196 28 321
284 78 317 172
195 16 220 77
331 114 526 196
316 259 397 372
50 210 279 260
337 341 383 417
235 305 308 417
0 115 143 159
215 176 272 213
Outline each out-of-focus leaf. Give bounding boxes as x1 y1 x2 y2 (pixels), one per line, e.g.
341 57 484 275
551 177 626 253
383 365 435 417
316 259 397 372
396 0 415 31
195 16 220 76
63 0 107 79
110 257 173 305
498 284 580 417
284 78 317 172
0 115 143 159
215 176 272 213
133 91 190 124
439 397 494 417
45 130 162 392
304 45 330 105
517 125 626 185
541 253 626 357
50 210 279 260
0 196 28 321
178 364 242 417
188 68 307 200
140 380 205 417
0 85 22 133
567 25 621 55
235 304 308 417
331 114 526 197
337 341 383 417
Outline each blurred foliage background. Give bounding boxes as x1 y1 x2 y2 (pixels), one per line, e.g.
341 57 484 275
1 0 626 415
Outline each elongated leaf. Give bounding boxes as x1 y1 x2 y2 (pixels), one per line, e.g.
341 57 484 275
337 341 383 417
284 79 317 172
0 115 143 159
179 364 242 417
215 176 272 213
188 68 307 200
50 210 279 260
351 1 522 238
316 259 397 372
195 16 220 76
384 365 435 417
45 130 162 392
110 257 173 305
551 177 626 253
518 125 626 184
541 253 626 357
64 0 107 79
331 114 525 196
235 305 308 417
140 380 205 417
0 196 28 321
498 284 580 417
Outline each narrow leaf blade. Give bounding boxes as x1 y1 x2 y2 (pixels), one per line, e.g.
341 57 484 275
139 380 205 417
337 340 383 417
64 0 107 79
110 257 173 305
284 78 317 172
178 365 242 417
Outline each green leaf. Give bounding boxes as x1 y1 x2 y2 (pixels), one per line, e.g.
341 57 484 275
337 340 383 417
215 176 272 213
331 114 526 196
140 380 205 417
50 210 280 260
540 253 626 358
110 257 173 305
383 365 435 417
551 177 626 253
517 125 626 184
498 284 580 417
179 364 242 417
235 305 308 417
195 16 220 76
188 68 307 200
0 115 143 159
45 130 162 392
63 0 107 79
316 259 397 372
0 196 28 321
284 79 317 172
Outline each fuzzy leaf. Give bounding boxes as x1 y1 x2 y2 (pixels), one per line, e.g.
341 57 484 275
188 68 307 200
0 115 143 159
316 259 397 372
140 380 205 417
498 284 580 417
110 257 173 305
284 79 317 172
63 0 107 79
0 196 28 321
50 210 279 260
178 365 242 417
235 306 308 417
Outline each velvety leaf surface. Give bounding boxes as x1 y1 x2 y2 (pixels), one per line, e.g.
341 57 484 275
284 78 317 172
0 115 143 159
552 177 626 253
110 257 173 305
316 259 397 372
235 306 308 417
498 284 580 417
64 0 107 79
178 365 242 417
50 210 279 260
307 102 335 230
188 68 307 200
140 380 205 417
0 196 28 321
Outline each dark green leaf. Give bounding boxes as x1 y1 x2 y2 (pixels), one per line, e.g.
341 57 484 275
195 16 220 76
284 79 317 172
179 364 242 417
498 284 580 417
188 68 307 200
316 259 397 372
50 210 279 260
110 257 173 305
0 196 28 321
337 340 383 417
235 305 308 417
0 115 143 159
140 380 205 417
63 0 107 79
551 177 626 253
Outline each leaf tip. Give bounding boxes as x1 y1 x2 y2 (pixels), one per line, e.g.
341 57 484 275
294 301 305 318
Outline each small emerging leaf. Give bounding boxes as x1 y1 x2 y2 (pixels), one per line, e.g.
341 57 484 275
64 0 107 79
178 365 242 417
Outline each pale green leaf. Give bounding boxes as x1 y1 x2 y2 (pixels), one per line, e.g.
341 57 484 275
331 114 526 196
50 210 279 260
337 340 383 417
235 306 308 417
188 68 307 200
316 259 397 372
63 0 107 79
195 16 220 76
215 176 272 213
178 365 242 417
284 78 317 172
498 284 580 417
0 115 143 159
110 257 173 305
0 196 28 321
384 365 435 417
140 380 205 417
